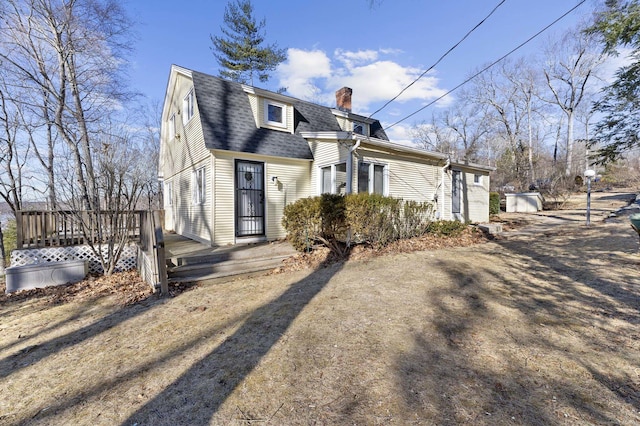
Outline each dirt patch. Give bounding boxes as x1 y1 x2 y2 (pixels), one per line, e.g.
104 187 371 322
1 190 639 425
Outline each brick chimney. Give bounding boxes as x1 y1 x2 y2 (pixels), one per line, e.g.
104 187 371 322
335 87 352 112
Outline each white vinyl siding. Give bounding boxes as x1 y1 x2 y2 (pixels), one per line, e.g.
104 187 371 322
213 150 311 245
357 146 440 204
308 139 349 195
162 73 208 179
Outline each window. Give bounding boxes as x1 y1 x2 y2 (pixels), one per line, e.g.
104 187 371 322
183 88 194 125
168 113 176 140
353 121 368 136
320 163 347 194
264 100 286 128
474 174 482 185
165 181 173 206
192 167 206 205
358 162 387 195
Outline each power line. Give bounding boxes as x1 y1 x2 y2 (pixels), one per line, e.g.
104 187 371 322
368 0 507 120
384 0 587 131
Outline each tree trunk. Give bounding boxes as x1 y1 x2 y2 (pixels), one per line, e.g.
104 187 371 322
0 222 6 276
566 110 575 177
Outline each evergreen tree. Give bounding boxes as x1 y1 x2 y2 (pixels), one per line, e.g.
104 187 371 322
211 0 286 85
589 0 640 162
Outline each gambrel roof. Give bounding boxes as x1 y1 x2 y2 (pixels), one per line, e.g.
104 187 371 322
190 70 389 160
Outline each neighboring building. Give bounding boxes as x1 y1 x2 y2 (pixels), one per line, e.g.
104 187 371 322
159 65 494 246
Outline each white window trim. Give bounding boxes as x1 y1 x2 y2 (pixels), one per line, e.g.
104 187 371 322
183 88 194 125
264 99 287 128
318 162 347 194
192 166 206 205
165 181 173 206
473 174 483 185
358 161 389 196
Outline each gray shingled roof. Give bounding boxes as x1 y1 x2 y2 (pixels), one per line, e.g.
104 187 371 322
192 71 313 160
191 70 388 160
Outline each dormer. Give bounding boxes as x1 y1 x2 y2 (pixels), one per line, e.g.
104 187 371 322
242 85 294 133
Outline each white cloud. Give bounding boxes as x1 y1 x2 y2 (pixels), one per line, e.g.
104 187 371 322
330 61 446 111
334 48 379 68
277 48 332 101
383 122 415 146
277 47 448 113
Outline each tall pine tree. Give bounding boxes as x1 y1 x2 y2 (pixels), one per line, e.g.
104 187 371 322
589 0 640 162
211 0 286 85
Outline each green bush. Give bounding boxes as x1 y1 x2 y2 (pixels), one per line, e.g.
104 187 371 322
489 192 501 215
427 220 467 237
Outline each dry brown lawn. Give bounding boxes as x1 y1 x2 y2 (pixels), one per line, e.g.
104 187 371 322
1 190 639 425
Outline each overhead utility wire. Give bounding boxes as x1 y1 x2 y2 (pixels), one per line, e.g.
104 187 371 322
367 0 507 120
384 0 587 131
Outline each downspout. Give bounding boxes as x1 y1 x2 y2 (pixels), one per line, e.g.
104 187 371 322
346 138 361 194
440 158 450 219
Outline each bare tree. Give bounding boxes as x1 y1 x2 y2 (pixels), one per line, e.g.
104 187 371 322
469 61 531 189
541 26 604 177
0 0 134 210
411 112 457 155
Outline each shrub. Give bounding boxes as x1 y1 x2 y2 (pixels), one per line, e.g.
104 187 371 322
489 192 501 215
345 193 433 248
427 220 467 237
282 197 322 252
283 193 435 253
282 194 347 254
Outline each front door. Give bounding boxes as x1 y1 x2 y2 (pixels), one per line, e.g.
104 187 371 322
452 170 461 216
235 160 265 237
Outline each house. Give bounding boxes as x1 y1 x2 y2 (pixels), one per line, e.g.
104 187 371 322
159 65 494 246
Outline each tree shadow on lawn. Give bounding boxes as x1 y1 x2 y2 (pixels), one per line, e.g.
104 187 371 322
0 296 161 381
122 260 346 425
393 224 640 424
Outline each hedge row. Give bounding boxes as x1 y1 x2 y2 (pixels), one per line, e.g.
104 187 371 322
282 193 435 253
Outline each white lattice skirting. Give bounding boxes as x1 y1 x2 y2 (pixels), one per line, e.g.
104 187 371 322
10 244 138 274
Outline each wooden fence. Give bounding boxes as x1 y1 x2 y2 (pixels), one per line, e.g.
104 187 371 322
15 210 143 249
15 209 168 294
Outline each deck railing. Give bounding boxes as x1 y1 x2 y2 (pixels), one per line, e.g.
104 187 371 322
138 210 168 294
15 210 144 249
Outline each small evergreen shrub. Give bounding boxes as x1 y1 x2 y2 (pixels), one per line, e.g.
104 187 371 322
489 192 501 215
427 220 467 237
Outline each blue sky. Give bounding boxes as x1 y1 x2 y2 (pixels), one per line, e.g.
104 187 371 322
126 0 596 142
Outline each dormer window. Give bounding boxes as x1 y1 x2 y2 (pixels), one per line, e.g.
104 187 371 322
353 121 368 136
264 100 286 128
